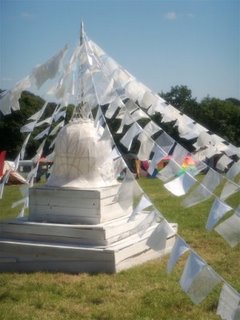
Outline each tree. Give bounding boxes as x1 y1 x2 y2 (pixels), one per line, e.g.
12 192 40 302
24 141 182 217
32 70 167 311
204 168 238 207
160 85 198 112
0 91 45 159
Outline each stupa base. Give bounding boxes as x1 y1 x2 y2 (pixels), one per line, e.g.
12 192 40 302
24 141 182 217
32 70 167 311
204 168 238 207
0 213 177 273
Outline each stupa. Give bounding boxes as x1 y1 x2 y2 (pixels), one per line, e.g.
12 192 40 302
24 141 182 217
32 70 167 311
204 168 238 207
0 24 177 273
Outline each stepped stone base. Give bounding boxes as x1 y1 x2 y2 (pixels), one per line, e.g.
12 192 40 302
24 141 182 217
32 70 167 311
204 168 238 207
0 184 177 273
0 213 177 273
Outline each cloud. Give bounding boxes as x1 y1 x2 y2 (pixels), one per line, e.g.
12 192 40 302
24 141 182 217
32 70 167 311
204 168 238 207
21 12 35 20
1 77 13 82
164 12 177 20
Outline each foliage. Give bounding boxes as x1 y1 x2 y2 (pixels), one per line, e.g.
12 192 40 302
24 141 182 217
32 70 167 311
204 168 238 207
0 179 239 320
0 92 75 160
0 91 45 159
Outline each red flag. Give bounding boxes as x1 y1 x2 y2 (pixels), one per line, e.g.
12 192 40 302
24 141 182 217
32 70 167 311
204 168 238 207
0 151 6 177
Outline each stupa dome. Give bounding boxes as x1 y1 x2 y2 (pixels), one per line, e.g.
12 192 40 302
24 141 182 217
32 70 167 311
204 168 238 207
46 119 118 188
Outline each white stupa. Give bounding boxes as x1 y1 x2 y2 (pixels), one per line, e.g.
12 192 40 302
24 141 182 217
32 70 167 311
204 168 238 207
0 24 177 273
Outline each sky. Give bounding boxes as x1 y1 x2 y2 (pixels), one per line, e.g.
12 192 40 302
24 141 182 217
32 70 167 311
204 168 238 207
0 0 239 101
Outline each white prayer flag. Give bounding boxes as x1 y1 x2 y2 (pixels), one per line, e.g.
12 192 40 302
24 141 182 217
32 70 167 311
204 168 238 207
215 214 240 247
226 160 240 180
31 139 46 163
131 109 149 122
11 197 28 209
137 135 155 161
20 133 31 159
136 211 158 237
155 131 175 154
146 219 176 251
206 198 232 230
26 165 39 183
217 284 240 320
180 252 206 293
120 122 142 151
35 115 53 127
182 168 222 208
99 124 112 141
140 121 161 139
124 99 138 114
147 146 166 176
32 44 68 89
105 97 124 119
161 105 179 123
147 100 166 116
167 236 189 273
53 110 66 122
116 170 143 211
216 154 233 172
34 127 50 140
182 184 212 208
164 173 196 196
0 171 11 199
184 265 221 304
128 194 153 221
220 181 240 201
20 121 37 133
49 120 65 136
140 91 158 109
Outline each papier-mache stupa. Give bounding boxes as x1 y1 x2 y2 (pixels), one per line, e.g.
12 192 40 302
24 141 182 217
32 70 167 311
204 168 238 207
0 24 177 273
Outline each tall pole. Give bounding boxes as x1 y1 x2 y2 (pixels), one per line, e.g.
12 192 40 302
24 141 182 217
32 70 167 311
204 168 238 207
80 21 84 46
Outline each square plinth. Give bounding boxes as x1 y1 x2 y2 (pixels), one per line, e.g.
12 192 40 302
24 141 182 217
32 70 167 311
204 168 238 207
28 184 132 224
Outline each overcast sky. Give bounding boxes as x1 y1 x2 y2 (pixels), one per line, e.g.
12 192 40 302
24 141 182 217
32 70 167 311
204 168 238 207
0 0 239 101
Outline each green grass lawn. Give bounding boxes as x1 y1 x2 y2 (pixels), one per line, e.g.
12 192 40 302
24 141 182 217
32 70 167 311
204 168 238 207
0 178 239 320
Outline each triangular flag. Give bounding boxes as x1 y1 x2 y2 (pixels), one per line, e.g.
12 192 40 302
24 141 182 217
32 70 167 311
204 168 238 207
217 284 240 320
164 173 196 197
184 265 221 304
128 194 152 221
206 198 232 230
167 236 190 273
215 214 240 247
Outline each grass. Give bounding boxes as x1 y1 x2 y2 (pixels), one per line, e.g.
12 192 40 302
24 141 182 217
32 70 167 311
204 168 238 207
0 178 239 320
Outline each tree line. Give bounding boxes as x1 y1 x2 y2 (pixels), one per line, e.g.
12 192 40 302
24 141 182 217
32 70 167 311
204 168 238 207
0 85 239 160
